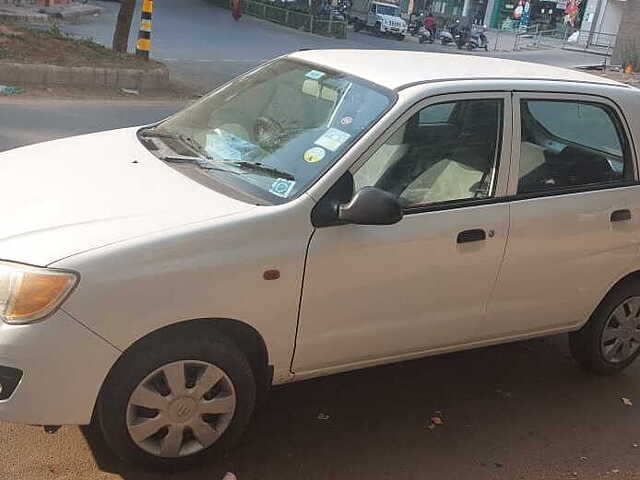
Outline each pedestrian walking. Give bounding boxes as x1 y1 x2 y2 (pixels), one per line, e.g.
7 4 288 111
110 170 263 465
231 0 242 21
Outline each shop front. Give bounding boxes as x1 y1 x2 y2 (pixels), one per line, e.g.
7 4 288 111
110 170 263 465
487 0 575 29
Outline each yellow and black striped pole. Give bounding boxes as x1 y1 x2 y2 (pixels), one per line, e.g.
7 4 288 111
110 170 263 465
136 0 153 60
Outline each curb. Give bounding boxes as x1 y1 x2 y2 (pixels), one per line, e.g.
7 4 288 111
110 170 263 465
0 62 170 91
40 5 104 20
0 12 52 25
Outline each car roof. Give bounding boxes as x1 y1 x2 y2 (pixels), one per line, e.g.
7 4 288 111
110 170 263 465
289 50 627 91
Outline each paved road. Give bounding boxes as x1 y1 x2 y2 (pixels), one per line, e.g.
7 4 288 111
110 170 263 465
2 98 640 479
0 98 180 152
62 0 607 91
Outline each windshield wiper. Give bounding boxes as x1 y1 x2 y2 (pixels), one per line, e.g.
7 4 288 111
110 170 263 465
141 129 208 158
225 161 295 180
162 155 295 181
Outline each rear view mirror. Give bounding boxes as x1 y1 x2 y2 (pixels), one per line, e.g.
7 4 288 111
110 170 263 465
338 187 403 226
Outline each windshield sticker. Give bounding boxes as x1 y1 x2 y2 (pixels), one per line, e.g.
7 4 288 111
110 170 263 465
340 115 353 126
269 178 296 198
304 146 326 164
305 70 326 80
314 128 351 152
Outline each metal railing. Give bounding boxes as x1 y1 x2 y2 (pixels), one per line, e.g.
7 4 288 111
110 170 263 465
206 0 346 38
562 29 617 56
1 0 38 5
512 25 567 51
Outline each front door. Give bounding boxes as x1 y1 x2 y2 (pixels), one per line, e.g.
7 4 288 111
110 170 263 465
484 93 640 339
294 93 513 373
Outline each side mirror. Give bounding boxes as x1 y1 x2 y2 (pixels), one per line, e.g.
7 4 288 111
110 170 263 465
338 187 403 226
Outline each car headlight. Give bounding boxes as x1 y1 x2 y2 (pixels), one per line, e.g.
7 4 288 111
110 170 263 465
0 261 79 325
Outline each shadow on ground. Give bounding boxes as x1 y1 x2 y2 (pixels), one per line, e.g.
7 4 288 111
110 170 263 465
81 334 640 480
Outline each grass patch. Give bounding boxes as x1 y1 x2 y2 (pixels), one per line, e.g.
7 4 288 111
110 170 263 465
0 22 164 70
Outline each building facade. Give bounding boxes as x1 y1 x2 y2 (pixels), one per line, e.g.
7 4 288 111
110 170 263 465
482 0 626 32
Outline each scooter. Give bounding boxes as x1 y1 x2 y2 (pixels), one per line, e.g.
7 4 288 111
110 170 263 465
466 25 489 51
439 27 456 45
408 18 422 36
418 26 433 44
440 22 462 46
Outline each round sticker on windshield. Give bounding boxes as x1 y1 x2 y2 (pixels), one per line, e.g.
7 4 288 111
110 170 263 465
304 146 326 164
340 116 353 126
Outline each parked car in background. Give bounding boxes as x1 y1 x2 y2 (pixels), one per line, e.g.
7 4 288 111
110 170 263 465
1 51 640 470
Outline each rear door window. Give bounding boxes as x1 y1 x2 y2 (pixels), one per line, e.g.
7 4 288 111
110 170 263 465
518 99 631 194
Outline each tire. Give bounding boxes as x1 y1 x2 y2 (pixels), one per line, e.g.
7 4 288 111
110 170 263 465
374 22 382 36
570 278 640 376
96 332 256 469
419 36 425 44
353 21 362 32
440 38 447 45
466 43 474 51
396 34 405 41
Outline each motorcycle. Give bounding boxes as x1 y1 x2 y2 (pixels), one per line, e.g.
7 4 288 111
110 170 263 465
418 26 433 44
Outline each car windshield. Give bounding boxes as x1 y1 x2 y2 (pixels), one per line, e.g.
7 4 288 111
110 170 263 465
377 4 399 15
145 59 393 204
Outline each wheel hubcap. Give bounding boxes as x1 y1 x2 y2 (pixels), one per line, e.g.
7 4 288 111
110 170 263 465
601 296 640 363
126 360 236 458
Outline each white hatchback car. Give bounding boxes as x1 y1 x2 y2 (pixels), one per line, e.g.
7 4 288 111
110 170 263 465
2 50 640 469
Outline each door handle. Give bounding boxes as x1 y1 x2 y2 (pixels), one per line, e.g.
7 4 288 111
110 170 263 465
457 229 487 244
611 209 632 222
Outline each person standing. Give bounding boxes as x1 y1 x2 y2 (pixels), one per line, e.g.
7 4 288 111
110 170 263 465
423 12 436 37
231 0 242 21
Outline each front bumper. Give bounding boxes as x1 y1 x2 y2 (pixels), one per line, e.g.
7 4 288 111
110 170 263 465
0 309 120 425
382 26 406 33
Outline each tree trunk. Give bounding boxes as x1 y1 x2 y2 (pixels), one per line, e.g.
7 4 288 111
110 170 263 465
113 0 137 53
613 0 640 69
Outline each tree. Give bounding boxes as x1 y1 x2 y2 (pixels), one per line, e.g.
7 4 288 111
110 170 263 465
113 0 137 53
613 0 640 70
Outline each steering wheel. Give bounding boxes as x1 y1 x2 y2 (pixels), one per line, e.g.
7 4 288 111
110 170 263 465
254 116 285 151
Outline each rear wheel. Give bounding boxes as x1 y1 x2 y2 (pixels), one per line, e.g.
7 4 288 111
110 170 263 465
396 34 405 41
374 22 382 36
570 279 640 375
96 333 256 469
353 20 362 32
440 38 447 45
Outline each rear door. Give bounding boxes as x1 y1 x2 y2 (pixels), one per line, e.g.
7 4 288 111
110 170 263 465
484 92 640 340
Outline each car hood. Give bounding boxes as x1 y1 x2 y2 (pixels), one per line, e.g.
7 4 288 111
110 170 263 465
0 127 255 266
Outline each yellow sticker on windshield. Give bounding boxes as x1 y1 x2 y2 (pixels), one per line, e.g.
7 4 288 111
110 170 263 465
304 147 326 163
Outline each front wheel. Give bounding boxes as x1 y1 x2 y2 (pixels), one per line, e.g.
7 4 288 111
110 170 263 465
374 22 382 36
396 34 405 41
353 21 362 32
440 38 447 45
570 279 640 375
96 333 256 469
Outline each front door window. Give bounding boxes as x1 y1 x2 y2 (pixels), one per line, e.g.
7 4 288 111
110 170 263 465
353 99 503 208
